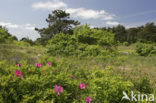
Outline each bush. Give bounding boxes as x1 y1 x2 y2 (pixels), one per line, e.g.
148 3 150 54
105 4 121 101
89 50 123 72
46 25 117 57
0 27 16 43
133 77 153 94
84 45 101 57
73 25 97 45
0 59 134 103
13 41 30 47
46 33 78 56
123 42 130 46
135 43 156 56
73 25 115 46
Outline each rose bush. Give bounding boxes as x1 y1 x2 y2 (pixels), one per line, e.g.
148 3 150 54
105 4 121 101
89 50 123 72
0 59 137 103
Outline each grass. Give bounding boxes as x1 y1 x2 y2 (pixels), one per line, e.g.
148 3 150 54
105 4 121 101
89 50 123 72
1 43 156 88
44 54 156 88
116 44 156 88
118 44 135 53
0 44 45 64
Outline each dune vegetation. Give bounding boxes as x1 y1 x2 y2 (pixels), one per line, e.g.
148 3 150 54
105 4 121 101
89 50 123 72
0 10 156 103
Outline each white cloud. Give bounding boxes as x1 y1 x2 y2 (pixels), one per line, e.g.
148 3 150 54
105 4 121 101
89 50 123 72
32 0 67 10
0 21 39 40
0 22 19 28
0 22 36 30
66 8 115 20
103 16 114 20
24 24 35 30
90 25 95 28
24 26 35 30
9 28 39 41
106 21 119 26
32 1 116 21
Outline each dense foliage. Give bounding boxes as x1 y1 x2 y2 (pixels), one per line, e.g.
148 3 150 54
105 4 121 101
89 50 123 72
0 26 17 43
20 37 34 46
100 22 156 44
135 42 156 56
0 58 135 103
46 25 117 57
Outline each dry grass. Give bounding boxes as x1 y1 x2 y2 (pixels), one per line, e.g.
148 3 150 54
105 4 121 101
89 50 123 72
0 44 45 64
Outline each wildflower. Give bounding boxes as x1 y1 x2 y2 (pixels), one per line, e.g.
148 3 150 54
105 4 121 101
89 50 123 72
35 63 42 68
14 70 23 78
71 75 75 79
79 82 86 89
54 85 63 95
85 97 92 103
47 62 52 66
17 64 21 67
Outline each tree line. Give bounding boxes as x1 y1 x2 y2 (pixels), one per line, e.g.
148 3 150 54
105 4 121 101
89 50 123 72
98 22 156 44
34 9 156 45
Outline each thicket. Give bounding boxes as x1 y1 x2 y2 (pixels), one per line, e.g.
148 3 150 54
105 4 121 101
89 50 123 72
0 58 136 103
46 25 117 57
135 42 156 56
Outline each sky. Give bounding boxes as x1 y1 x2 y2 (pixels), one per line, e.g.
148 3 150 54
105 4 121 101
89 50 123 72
0 0 156 40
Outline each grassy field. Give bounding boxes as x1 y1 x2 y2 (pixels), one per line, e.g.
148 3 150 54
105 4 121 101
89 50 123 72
1 43 155 87
0 44 45 64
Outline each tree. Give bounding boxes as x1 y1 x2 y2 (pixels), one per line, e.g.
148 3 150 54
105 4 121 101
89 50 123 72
34 38 48 46
35 10 80 42
0 26 18 43
20 37 34 45
126 28 138 43
137 22 156 42
114 25 126 43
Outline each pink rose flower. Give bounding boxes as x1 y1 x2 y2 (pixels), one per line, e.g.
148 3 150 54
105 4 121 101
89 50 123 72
14 70 23 78
17 64 21 67
35 63 42 68
79 82 86 89
54 85 63 95
72 75 75 79
47 62 52 66
85 97 92 103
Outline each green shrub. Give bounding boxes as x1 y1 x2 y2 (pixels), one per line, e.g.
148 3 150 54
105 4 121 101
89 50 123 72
0 59 135 103
73 25 97 45
135 43 156 56
149 49 156 56
46 25 117 57
123 42 130 46
46 33 78 56
133 77 153 94
84 45 100 57
0 27 16 43
13 41 30 47
73 25 115 46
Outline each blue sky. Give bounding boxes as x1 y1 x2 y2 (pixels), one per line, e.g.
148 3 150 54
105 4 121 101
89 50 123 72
0 0 156 40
